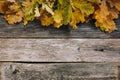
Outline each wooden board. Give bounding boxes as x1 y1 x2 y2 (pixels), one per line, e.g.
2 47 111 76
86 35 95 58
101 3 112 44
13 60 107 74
118 66 120 80
0 16 120 39
0 14 120 80
0 63 119 80
0 39 119 62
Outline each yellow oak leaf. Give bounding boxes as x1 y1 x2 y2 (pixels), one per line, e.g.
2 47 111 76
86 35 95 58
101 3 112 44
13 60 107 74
22 0 32 8
95 17 117 32
107 0 120 11
54 22 62 28
0 1 5 13
22 0 39 25
42 3 54 15
4 10 23 24
113 0 120 11
70 10 85 29
93 0 118 32
53 10 63 28
34 5 41 17
109 8 119 19
53 10 63 24
94 0 109 23
72 0 94 15
0 1 23 24
40 12 54 26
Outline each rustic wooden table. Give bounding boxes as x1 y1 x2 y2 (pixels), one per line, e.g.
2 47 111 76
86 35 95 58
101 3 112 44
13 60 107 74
0 15 120 80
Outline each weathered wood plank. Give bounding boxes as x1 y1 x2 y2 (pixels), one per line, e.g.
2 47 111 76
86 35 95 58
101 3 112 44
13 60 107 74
0 63 119 80
0 39 119 62
0 63 2 80
118 66 120 80
0 16 120 38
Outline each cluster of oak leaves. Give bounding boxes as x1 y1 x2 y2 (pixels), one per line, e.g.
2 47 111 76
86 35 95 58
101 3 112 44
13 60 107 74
0 0 120 32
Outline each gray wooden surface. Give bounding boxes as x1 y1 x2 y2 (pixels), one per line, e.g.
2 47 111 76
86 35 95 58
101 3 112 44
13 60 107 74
0 15 120 80
0 16 120 39
0 39 119 62
0 63 119 80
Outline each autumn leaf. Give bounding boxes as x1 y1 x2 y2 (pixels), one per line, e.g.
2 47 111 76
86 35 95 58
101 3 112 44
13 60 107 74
93 0 118 32
70 9 85 29
0 1 23 24
34 5 41 17
69 0 94 29
88 0 101 4
57 0 72 25
22 0 42 25
0 1 5 13
94 0 109 23
53 10 63 23
71 0 94 15
42 3 54 15
39 11 54 26
4 10 23 24
53 22 62 28
41 16 53 26
7 0 15 2
0 0 120 32
113 0 120 11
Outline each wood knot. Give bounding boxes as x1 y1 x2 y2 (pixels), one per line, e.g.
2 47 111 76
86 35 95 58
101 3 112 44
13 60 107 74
77 47 80 52
94 48 104 52
12 69 19 74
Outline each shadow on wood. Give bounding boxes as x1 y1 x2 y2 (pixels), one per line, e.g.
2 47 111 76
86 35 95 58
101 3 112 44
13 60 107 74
0 15 120 39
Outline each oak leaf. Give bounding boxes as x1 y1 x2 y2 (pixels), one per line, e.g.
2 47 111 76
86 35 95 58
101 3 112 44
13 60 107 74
4 10 23 24
0 1 5 13
40 12 54 26
53 10 63 28
0 1 23 24
70 10 85 29
22 0 38 25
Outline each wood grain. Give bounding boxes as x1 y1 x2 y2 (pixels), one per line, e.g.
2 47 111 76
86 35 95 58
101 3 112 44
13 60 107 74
0 16 120 39
118 66 120 80
0 10 120 80
0 63 119 80
0 39 119 62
